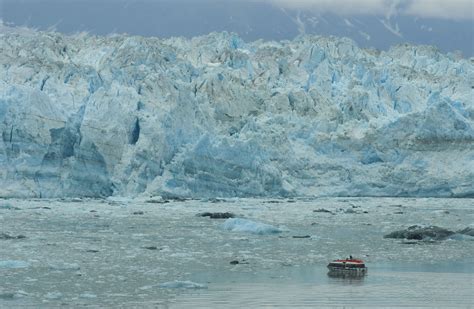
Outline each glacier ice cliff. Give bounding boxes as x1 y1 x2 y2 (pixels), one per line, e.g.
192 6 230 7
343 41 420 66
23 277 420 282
0 29 473 198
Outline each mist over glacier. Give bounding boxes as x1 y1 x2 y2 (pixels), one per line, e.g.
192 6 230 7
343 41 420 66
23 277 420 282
0 29 473 198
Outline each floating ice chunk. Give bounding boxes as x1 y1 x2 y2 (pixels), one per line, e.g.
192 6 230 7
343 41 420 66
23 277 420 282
144 196 165 203
0 260 29 269
447 234 474 241
384 225 455 240
80 292 97 298
106 196 133 204
0 293 15 300
45 292 62 299
48 262 80 271
222 218 282 235
457 227 474 236
0 203 20 210
0 290 28 300
159 280 207 289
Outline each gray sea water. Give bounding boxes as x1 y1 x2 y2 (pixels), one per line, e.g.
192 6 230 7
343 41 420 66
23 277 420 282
0 197 473 307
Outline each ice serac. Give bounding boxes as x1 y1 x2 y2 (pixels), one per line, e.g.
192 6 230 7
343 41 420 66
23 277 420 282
0 29 473 198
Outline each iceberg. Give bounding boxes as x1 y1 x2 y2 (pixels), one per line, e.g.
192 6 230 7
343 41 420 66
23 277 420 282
222 218 282 235
0 29 472 198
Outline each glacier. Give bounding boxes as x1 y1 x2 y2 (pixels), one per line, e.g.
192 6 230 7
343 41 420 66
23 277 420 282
0 28 473 198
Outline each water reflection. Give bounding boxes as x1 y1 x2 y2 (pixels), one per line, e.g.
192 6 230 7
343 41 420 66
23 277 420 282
326 270 367 287
327 270 366 280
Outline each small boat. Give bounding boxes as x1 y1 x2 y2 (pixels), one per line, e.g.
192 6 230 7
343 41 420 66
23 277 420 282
327 257 367 276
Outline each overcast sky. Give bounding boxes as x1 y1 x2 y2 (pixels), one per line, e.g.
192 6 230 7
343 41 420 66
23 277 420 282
261 0 473 19
2 0 473 20
1 0 473 55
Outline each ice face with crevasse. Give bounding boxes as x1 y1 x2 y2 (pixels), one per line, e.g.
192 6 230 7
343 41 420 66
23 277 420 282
0 28 473 198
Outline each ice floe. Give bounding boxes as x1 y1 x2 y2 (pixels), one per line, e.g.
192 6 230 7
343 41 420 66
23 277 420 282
222 218 283 235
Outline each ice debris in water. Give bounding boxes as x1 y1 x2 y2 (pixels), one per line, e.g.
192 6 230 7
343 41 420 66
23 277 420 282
0 203 20 210
159 281 208 289
384 225 455 240
48 262 81 271
45 292 62 300
0 260 29 269
0 29 473 199
0 290 28 300
80 293 97 298
447 234 474 241
222 218 282 235
457 227 474 236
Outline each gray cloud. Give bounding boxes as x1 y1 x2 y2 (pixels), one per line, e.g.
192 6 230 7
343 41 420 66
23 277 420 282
265 0 389 15
404 0 473 20
258 0 473 20
2 0 472 20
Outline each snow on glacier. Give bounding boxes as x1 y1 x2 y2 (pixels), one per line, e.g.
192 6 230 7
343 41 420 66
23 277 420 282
0 29 473 198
